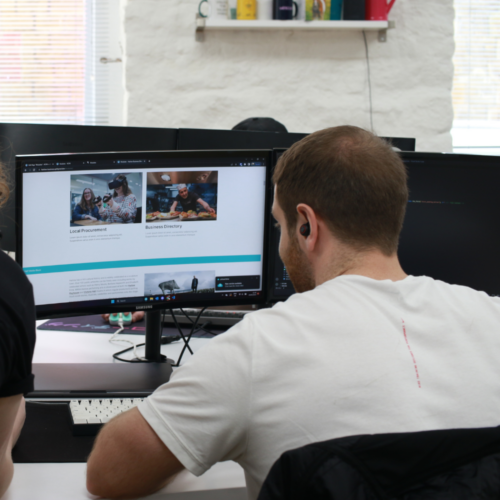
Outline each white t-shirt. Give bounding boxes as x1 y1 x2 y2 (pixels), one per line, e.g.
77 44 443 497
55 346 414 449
139 275 500 499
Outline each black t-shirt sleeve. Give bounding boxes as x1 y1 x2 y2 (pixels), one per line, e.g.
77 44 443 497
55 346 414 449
0 253 36 397
175 192 200 211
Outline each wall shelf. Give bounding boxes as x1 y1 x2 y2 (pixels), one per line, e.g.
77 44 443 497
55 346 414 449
195 17 394 41
206 19 388 30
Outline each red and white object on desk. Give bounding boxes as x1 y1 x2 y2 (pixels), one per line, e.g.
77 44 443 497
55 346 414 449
366 0 396 21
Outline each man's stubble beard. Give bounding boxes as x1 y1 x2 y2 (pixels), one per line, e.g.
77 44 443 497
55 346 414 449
281 233 315 294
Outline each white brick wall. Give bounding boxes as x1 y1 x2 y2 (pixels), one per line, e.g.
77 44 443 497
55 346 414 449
124 0 454 151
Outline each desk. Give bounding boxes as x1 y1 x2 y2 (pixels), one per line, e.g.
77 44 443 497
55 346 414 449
7 321 247 500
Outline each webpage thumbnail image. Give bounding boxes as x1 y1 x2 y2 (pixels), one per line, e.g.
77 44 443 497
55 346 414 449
144 271 216 299
70 172 143 226
146 171 217 222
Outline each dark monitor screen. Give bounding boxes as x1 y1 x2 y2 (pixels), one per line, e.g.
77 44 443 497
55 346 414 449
380 137 416 152
268 151 500 301
0 123 178 251
16 149 271 318
177 128 308 151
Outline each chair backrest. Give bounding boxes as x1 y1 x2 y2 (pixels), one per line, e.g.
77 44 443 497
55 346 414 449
257 426 500 500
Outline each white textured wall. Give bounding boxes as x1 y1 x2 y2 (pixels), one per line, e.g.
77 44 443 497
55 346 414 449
124 0 454 152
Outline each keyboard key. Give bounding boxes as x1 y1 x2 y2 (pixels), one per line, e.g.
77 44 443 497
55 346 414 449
73 418 88 424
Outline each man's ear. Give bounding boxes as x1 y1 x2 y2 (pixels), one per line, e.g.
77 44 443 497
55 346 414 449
296 204 319 252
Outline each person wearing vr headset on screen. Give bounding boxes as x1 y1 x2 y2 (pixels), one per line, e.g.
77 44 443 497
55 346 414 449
97 174 137 224
72 187 102 222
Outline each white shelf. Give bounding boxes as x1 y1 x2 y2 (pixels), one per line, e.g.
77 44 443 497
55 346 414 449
203 19 389 31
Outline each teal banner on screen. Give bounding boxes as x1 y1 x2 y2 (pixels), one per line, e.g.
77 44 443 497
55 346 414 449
24 254 261 275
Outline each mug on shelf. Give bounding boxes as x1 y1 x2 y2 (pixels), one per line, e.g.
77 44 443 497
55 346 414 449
274 0 299 20
366 0 397 20
199 0 229 20
296 0 306 20
257 0 273 20
237 0 257 19
228 0 237 18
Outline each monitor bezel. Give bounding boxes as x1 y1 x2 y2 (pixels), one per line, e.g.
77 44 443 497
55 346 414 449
16 149 273 319
267 148 294 303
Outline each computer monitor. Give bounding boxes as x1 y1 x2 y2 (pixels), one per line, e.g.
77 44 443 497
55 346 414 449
268 151 500 301
16 149 271 360
0 123 178 251
380 137 416 152
177 128 308 151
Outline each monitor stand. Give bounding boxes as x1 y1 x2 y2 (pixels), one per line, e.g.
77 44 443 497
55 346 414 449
28 310 173 399
145 310 169 362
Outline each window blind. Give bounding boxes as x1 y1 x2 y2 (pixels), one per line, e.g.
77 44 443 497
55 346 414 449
452 0 500 153
0 0 123 126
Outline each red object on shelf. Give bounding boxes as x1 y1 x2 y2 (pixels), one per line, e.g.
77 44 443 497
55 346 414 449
365 0 396 21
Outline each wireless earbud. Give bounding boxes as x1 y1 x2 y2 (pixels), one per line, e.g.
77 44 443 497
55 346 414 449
300 223 310 237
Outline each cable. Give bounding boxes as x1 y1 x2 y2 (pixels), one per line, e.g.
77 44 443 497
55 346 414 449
173 307 207 367
362 31 374 133
170 309 197 355
109 317 148 362
178 308 219 336
109 309 211 364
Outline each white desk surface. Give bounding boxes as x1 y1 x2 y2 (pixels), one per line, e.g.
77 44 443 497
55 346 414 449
8 320 247 500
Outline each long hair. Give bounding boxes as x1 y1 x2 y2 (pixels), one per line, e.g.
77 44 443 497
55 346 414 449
113 174 132 198
78 187 96 211
0 162 9 209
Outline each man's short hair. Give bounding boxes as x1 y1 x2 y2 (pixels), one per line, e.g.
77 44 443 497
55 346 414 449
177 184 187 190
272 126 408 256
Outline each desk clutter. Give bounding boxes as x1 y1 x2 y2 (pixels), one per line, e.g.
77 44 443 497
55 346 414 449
37 313 233 336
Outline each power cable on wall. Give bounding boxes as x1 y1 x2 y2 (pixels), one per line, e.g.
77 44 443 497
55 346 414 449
362 31 374 133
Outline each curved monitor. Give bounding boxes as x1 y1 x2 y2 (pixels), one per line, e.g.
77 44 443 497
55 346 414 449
16 149 271 318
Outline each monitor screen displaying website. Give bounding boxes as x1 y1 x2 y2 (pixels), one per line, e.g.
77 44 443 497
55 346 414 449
17 150 271 318
268 151 500 301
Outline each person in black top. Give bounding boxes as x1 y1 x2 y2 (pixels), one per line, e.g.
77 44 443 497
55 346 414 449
0 170 36 497
170 184 215 214
191 276 198 293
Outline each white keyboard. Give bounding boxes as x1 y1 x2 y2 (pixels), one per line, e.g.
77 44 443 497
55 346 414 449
69 398 144 435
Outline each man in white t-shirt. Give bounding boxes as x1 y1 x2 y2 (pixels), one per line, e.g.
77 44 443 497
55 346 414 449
86 126 500 499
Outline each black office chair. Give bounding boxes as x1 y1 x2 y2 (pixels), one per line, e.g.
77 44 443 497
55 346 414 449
232 117 288 133
258 426 500 500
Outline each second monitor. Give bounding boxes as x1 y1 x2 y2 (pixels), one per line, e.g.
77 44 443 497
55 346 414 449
269 151 500 301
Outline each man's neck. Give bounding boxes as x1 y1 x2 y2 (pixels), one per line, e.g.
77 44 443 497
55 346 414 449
314 246 407 287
